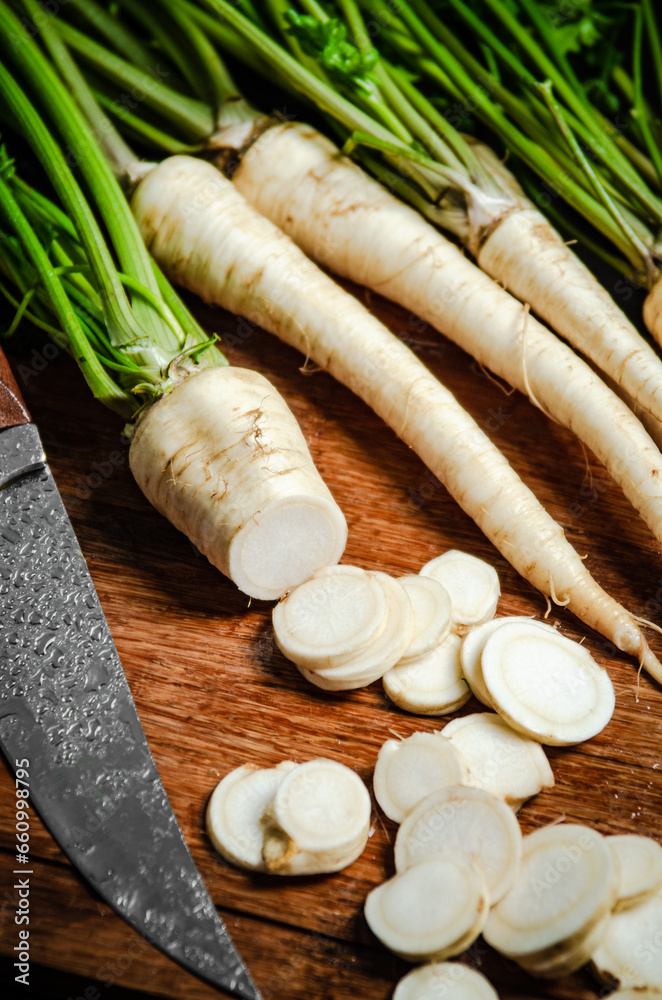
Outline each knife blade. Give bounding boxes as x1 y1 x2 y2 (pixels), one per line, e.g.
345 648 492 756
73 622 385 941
0 348 261 1000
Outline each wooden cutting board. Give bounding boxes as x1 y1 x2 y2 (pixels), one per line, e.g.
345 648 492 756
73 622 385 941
1 285 662 1000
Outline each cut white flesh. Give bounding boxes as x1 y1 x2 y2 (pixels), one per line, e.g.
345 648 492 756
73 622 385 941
272 565 387 669
484 823 616 959
516 910 610 978
441 713 554 811
133 153 662 683
383 632 471 715
393 963 499 1000
397 575 453 661
419 550 500 626
373 732 467 824
460 616 552 707
296 663 372 691
394 784 522 903
299 572 414 690
591 893 662 990
129 366 347 600
364 852 488 962
480 621 615 745
206 761 297 870
260 758 371 874
608 836 662 912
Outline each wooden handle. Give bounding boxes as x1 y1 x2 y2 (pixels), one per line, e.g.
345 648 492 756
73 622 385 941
0 345 30 430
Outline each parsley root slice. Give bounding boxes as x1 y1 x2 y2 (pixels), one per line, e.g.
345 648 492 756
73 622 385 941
480 621 615 745
205 762 297 871
373 732 467 824
459 616 551 708
394 785 522 903
420 551 500 627
393 963 499 1000
397 575 453 661
271 565 388 670
607 835 662 913
441 713 554 812
591 895 662 990
260 759 371 874
383 632 471 715
484 824 617 960
275 568 413 690
364 852 489 962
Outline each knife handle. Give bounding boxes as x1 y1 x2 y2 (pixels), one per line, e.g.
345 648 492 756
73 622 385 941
0 345 31 430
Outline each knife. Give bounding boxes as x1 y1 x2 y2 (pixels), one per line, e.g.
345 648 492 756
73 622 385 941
0 347 261 1000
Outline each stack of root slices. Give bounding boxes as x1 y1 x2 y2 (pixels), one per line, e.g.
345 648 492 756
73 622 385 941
206 758 371 875
272 551 616 748
369 724 662 994
265 548 655 994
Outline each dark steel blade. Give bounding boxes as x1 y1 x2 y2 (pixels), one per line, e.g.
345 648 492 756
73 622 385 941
0 423 261 1000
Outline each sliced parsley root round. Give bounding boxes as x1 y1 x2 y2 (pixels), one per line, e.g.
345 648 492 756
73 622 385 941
420 551 500 627
260 758 371 874
459 616 550 708
364 852 489 962
479 621 615 745
205 762 297 870
382 632 471 715
373 732 467 824
397 575 453 660
441 713 554 811
394 785 522 903
393 963 499 1000
484 824 617 967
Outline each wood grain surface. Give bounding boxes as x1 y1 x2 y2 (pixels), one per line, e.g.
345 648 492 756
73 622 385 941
1 283 661 1000
0 344 30 431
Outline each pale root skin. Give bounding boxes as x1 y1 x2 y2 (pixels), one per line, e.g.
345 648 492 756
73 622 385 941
231 124 662 555
132 155 662 682
477 207 662 419
644 281 662 349
129 366 347 600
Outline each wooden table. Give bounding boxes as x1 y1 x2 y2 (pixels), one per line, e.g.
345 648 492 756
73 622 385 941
1 284 661 1000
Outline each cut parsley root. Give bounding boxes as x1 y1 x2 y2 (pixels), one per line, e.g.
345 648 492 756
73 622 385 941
130 367 347 600
206 759 370 875
273 566 414 690
382 632 471 715
479 620 615 745
591 893 662 990
364 852 489 962
394 785 522 904
205 762 296 871
373 733 467 824
397 575 453 660
393 963 499 1000
420 551 500 628
608 835 662 912
442 713 554 811
261 759 371 875
459 616 550 708
130 154 662 683
484 824 617 968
